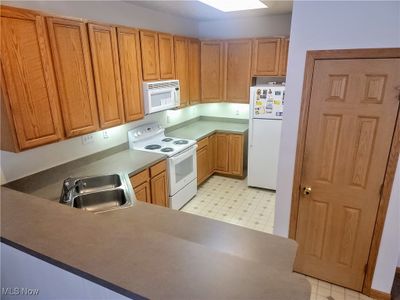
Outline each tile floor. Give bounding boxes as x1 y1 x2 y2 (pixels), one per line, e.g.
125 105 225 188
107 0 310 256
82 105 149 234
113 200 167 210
181 175 375 300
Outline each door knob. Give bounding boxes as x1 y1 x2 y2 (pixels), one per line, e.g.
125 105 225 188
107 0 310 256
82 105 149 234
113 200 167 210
303 186 312 196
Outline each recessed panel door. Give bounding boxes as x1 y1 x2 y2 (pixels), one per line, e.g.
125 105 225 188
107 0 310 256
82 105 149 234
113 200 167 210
294 58 400 290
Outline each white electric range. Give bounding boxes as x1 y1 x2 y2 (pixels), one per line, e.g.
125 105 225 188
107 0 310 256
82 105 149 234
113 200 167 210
128 123 197 210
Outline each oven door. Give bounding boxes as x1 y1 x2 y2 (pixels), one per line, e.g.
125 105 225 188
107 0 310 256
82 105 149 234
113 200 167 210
147 88 179 114
168 145 197 196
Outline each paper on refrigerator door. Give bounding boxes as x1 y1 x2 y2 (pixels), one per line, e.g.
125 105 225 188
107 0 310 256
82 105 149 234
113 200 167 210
253 87 284 119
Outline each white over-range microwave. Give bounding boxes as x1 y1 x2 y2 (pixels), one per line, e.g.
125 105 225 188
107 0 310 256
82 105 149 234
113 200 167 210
143 80 180 114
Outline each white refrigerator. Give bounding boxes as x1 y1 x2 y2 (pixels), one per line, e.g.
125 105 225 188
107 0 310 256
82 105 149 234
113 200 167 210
247 85 284 190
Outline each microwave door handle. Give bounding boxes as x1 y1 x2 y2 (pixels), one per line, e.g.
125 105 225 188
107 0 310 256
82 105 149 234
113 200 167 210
170 145 197 163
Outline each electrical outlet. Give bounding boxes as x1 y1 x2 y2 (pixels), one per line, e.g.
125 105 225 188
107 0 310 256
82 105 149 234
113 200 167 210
103 130 109 139
81 133 94 145
236 109 240 115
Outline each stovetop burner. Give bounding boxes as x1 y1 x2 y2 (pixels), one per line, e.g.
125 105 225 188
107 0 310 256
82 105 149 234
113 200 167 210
145 144 162 150
162 138 173 142
161 147 174 153
174 140 188 145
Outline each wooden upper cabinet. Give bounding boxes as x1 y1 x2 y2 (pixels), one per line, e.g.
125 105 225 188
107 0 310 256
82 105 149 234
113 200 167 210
139 30 160 81
0 6 63 151
201 41 224 102
252 38 281 76
174 37 189 107
117 27 144 122
47 17 99 138
188 39 201 105
224 39 252 103
158 33 175 79
279 38 289 76
88 23 124 129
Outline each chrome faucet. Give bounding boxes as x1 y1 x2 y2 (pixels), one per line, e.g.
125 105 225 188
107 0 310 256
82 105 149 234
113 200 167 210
60 177 82 203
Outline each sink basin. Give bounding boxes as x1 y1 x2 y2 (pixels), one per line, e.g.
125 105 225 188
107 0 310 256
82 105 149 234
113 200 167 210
59 173 134 213
75 174 122 194
73 189 128 213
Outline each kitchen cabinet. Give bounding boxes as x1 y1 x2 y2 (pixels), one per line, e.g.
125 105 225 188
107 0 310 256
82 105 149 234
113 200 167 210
201 41 224 102
252 38 281 76
158 33 175 79
188 39 201 105
47 17 99 138
208 134 216 174
224 39 252 103
1 6 64 152
130 160 168 207
278 37 289 76
196 137 211 185
215 133 229 172
117 27 144 122
88 23 124 129
174 36 190 107
140 30 160 80
228 134 244 176
140 30 174 81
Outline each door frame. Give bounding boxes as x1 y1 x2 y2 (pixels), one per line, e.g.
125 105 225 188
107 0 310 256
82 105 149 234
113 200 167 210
288 48 400 295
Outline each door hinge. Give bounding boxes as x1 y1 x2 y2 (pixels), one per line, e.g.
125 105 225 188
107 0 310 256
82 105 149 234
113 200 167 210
379 184 384 197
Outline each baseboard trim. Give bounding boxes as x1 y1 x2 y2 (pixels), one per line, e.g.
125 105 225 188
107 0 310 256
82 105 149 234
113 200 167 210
369 289 391 300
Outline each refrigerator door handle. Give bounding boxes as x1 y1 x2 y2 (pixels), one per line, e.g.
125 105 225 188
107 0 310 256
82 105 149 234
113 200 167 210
249 119 254 147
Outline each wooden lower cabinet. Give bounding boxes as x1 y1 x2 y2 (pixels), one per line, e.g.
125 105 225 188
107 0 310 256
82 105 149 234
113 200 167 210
197 133 245 186
130 160 169 207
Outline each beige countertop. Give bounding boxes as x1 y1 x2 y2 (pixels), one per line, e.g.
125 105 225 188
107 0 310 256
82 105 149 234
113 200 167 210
1 188 310 300
167 119 248 141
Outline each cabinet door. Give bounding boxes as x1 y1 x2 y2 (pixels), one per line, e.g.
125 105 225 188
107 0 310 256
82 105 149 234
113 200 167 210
88 23 124 129
174 37 189 107
201 41 224 102
225 39 252 103
188 39 201 104
140 30 160 80
215 133 229 172
228 134 244 176
1 7 63 150
47 17 99 138
135 181 151 203
158 33 175 79
117 27 144 122
197 146 209 185
208 134 216 176
278 38 289 76
151 171 168 207
252 38 281 76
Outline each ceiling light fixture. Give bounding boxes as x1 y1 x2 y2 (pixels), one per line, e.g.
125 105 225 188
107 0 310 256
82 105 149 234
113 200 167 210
198 0 268 12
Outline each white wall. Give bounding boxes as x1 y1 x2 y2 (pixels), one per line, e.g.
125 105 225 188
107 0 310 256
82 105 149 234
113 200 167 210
274 0 400 294
198 13 291 39
2 0 198 37
1 243 130 300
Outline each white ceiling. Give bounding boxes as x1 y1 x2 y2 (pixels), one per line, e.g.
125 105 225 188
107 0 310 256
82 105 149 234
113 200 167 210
127 0 293 21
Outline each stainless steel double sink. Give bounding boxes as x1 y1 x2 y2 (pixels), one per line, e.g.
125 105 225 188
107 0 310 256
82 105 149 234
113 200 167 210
59 174 134 213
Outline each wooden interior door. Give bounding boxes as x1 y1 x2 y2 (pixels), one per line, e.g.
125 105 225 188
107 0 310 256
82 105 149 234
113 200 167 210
47 17 99 138
88 23 124 129
158 33 175 79
201 41 224 102
224 39 252 103
174 37 189 107
188 39 201 105
294 58 400 291
117 27 144 122
139 30 160 81
1 7 63 150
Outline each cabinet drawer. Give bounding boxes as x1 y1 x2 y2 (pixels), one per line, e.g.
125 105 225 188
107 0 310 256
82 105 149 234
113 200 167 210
150 160 167 177
130 169 149 188
197 137 208 150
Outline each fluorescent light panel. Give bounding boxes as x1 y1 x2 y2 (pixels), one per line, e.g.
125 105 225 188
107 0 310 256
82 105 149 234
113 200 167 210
198 0 267 12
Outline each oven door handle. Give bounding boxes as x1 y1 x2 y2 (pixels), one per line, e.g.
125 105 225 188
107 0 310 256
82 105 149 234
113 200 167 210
169 145 197 164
